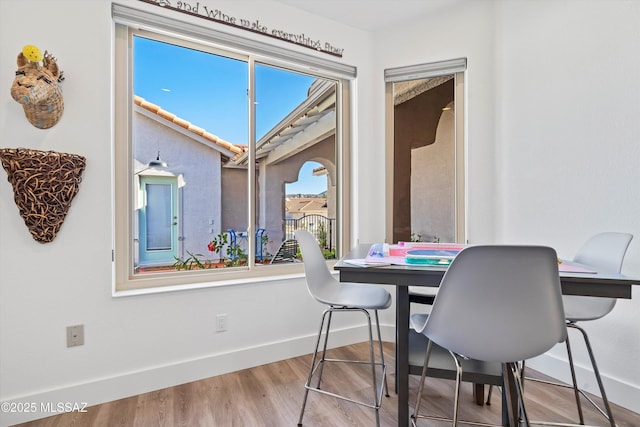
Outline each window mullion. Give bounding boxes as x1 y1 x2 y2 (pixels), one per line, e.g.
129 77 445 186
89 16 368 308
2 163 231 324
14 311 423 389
247 58 256 268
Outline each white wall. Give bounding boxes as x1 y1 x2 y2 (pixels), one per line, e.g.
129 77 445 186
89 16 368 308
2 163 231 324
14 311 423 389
0 1 388 425
2 0 640 425
374 0 640 413
372 0 499 246
495 0 640 413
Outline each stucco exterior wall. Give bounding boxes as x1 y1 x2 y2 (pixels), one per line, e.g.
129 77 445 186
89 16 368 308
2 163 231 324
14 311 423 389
221 167 247 233
135 114 223 261
411 104 455 243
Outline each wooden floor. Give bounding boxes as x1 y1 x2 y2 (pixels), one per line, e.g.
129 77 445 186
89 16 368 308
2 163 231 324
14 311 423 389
13 342 640 427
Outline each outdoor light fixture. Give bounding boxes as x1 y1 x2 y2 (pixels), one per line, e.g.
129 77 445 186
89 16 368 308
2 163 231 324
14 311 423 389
148 151 168 168
135 151 169 175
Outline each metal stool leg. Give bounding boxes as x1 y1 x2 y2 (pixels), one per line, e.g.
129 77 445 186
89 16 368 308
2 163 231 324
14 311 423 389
364 310 381 427
451 353 463 426
315 309 334 389
569 323 617 427
524 324 618 427
299 307 388 426
374 310 390 397
411 343 464 427
565 331 586 424
298 309 331 426
411 340 433 427
511 362 531 427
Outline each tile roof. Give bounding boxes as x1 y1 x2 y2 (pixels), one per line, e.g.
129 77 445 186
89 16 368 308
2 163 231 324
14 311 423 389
133 95 247 158
285 196 328 213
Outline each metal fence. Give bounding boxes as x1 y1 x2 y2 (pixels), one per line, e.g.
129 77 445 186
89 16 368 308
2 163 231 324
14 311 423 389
285 214 335 251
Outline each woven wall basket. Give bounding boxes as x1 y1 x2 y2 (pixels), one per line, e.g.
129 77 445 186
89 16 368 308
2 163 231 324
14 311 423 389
0 148 86 243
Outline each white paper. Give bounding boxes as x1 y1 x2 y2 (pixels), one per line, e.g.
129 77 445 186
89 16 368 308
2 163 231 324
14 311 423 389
343 258 392 267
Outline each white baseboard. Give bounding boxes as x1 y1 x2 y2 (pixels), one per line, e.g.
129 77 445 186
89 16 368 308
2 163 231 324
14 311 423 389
526 352 640 415
0 324 396 427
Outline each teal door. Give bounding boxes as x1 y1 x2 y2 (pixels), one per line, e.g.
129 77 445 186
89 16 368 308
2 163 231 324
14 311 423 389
139 176 179 265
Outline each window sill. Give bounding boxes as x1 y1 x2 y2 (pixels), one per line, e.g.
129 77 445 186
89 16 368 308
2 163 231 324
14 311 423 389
112 260 338 297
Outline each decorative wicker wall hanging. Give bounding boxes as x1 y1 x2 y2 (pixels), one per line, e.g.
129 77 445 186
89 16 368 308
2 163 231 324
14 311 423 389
10 45 65 129
0 148 86 243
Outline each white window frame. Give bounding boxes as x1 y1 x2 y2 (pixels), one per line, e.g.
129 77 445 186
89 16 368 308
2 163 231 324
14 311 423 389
384 58 467 245
113 5 354 294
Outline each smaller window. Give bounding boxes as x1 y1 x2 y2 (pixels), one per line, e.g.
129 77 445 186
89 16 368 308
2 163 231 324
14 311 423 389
384 59 467 245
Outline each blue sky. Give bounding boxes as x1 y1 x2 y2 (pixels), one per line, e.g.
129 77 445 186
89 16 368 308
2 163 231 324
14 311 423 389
133 36 327 195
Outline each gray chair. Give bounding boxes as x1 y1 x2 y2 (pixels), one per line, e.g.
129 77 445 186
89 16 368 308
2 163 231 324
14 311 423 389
409 286 491 406
527 232 633 427
409 286 438 305
295 229 392 427
410 245 567 427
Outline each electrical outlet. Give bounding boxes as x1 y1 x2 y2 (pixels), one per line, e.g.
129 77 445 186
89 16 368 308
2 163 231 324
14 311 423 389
216 314 228 332
66 325 84 347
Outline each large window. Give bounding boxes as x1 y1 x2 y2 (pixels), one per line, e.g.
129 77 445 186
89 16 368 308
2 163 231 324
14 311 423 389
114 13 353 292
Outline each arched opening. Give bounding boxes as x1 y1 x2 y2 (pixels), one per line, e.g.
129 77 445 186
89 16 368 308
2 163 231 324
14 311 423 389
284 160 336 259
